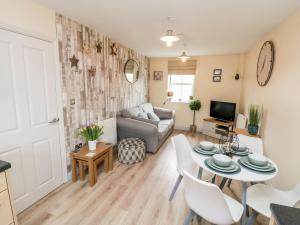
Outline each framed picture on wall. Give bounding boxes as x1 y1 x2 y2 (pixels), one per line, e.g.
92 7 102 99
154 71 163 80
213 69 222 75
213 75 221 82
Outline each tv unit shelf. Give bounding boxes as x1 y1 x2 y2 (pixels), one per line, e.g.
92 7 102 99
203 118 234 139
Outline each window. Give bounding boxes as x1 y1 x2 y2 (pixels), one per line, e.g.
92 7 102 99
168 74 195 102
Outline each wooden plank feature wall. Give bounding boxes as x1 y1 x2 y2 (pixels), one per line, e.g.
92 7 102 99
56 14 149 172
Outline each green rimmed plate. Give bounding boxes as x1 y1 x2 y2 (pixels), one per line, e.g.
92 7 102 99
232 149 250 156
238 157 276 173
205 157 241 174
193 146 220 156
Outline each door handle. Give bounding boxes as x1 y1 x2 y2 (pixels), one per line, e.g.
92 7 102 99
49 117 60 124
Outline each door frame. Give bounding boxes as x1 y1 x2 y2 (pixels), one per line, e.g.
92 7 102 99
0 25 69 183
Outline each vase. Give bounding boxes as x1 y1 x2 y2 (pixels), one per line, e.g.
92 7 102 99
248 125 259 135
88 140 97 151
190 125 197 133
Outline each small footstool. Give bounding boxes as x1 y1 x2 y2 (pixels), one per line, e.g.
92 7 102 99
118 138 146 165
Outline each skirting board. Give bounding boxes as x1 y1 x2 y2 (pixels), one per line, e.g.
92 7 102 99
174 125 203 133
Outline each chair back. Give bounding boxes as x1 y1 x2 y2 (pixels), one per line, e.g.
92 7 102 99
182 170 237 224
289 182 300 205
236 113 247 129
237 134 263 155
171 134 194 175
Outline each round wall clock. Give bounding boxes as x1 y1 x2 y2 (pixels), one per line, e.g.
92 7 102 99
257 41 275 86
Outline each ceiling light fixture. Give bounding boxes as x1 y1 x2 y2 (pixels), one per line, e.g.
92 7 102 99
178 43 190 62
160 30 179 47
178 51 190 62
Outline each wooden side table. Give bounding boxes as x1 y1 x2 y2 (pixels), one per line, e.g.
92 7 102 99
70 142 113 187
234 128 261 138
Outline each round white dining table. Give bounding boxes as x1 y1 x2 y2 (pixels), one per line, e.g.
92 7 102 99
191 146 278 225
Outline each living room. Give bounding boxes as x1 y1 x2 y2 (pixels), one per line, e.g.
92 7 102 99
0 0 300 225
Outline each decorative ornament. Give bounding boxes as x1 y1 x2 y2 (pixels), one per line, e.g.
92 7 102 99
110 43 118 56
83 42 91 55
235 73 240 80
219 133 239 157
95 41 103 53
88 66 96 77
69 55 79 68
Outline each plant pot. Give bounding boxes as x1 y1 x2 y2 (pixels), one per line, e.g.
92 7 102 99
190 125 197 133
248 125 259 135
88 140 97 151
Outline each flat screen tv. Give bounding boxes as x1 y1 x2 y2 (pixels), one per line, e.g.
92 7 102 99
210 101 236 122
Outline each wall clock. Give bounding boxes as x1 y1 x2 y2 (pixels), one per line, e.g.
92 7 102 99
257 41 275 86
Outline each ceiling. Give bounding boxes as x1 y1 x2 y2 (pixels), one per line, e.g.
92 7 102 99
36 0 300 57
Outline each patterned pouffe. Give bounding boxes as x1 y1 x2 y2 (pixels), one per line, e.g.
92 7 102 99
118 138 146 165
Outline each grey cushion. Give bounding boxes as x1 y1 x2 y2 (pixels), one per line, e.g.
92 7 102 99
158 125 169 139
138 112 148 119
122 106 142 118
140 103 154 113
148 112 160 121
131 116 159 127
154 107 174 120
158 119 174 129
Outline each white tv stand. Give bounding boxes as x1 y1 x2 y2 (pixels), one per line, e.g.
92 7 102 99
202 118 234 139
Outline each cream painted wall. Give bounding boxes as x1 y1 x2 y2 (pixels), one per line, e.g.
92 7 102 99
240 9 300 189
149 54 244 130
0 0 56 40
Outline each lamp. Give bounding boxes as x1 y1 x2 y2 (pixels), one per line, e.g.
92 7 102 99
160 30 179 47
163 91 174 105
178 51 190 62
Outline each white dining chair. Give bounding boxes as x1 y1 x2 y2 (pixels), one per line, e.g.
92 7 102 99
225 134 264 189
169 134 213 201
245 182 300 225
182 169 244 225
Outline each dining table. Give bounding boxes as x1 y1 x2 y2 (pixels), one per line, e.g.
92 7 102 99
191 144 278 225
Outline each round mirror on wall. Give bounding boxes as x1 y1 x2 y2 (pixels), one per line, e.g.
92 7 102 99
124 59 139 83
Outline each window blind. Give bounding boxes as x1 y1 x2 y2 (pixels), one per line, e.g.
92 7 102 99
168 60 197 75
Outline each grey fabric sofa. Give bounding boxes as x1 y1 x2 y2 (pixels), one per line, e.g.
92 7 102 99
117 103 175 153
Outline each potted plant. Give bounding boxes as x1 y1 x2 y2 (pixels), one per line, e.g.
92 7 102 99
189 100 201 133
248 104 262 135
78 124 104 151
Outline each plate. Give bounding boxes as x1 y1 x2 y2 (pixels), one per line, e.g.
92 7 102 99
236 147 250 152
193 146 220 156
205 158 241 174
232 150 250 156
238 157 276 173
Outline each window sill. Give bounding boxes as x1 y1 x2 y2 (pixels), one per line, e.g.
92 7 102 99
170 99 191 104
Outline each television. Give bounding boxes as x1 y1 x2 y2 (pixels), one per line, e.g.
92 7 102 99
210 101 236 122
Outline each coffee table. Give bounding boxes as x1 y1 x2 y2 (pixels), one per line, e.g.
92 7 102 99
70 142 113 187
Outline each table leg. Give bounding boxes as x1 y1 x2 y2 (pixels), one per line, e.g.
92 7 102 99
104 155 109 173
197 167 203 179
71 156 77 182
219 178 228 190
241 182 248 225
79 161 85 181
93 162 98 183
88 160 95 187
108 147 113 171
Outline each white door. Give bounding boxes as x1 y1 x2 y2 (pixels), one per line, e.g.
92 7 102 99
0 29 63 213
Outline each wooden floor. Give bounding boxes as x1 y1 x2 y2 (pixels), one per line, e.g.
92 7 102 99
18 130 268 225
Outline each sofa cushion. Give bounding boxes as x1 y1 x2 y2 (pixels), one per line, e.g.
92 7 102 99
148 112 160 121
122 106 142 118
158 119 174 129
158 124 169 139
138 112 148 119
140 103 154 113
131 116 159 127
154 107 174 120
